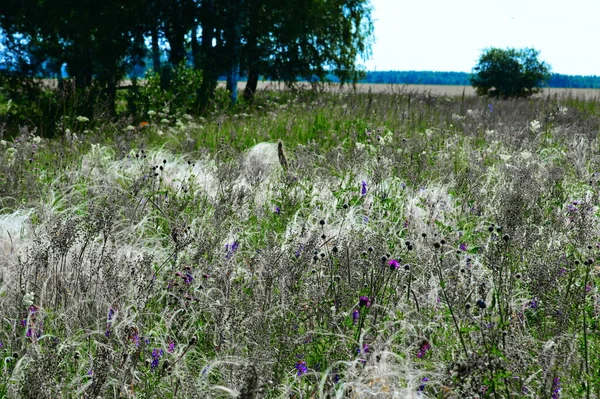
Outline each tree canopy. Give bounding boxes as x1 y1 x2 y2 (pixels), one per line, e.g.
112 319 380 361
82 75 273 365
0 0 373 127
470 47 551 99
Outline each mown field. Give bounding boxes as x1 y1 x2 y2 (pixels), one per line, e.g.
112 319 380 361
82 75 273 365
1 89 600 398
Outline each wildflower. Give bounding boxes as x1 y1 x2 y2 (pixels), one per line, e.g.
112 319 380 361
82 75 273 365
361 180 367 196
167 341 175 353
527 298 538 310
356 344 369 355
459 243 467 251
416 341 430 358
147 110 156 116
76 116 89 123
488 103 494 112
225 241 239 259
138 121 149 129
359 296 371 308
295 360 308 376
274 206 281 214
388 259 400 270
551 377 561 398
352 309 359 324
417 377 429 392
151 348 164 370
530 119 541 133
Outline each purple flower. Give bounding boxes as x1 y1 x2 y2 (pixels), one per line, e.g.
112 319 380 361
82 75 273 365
528 298 538 310
361 180 367 196
295 360 308 376
225 241 239 259
388 259 400 270
359 296 370 308
417 377 429 392
107 307 115 321
274 206 281 214
459 243 467 252
167 341 175 353
416 342 431 358
151 348 164 370
352 309 359 324
551 377 561 399
356 344 369 355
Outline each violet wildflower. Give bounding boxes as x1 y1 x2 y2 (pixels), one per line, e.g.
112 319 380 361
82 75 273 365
274 206 281 214
352 309 359 324
225 241 239 259
167 341 175 353
388 259 400 270
359 295 371 308
551 377 561 398
151 348 164 370
295 360 308 376
459 243 467 251
361 180 367 196
416 342 431 358
417 377 429 392
528 298 538 310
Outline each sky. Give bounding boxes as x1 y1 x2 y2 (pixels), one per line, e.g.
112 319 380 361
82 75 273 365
363 0 600 76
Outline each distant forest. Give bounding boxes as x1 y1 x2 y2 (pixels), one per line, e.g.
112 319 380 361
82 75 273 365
356 71 600 89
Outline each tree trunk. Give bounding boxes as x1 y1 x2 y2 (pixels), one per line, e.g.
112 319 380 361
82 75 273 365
151 25 161 74
191 25 200 70
225 0 243 105
244 68 259 102
197 0 218 112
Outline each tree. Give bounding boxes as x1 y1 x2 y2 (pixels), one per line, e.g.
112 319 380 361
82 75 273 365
240 0 374 102
470 47 551 99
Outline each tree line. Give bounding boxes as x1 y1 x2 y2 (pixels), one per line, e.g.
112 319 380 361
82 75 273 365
0 0 373 123
357 71 600 89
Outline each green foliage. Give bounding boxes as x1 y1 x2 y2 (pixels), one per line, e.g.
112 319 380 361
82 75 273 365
130 64 204 118
471 47 551 99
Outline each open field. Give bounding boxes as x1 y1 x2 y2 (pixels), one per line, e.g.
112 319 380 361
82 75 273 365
32 79 600 100
1 90 600 398
225 81 600 100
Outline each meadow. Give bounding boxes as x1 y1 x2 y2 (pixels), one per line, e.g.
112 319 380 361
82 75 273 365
1 88 600 398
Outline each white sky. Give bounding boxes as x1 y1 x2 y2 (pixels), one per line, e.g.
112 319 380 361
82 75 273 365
363 0 600 76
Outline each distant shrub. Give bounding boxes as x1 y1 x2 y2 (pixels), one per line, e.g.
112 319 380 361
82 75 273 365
471 47 551 99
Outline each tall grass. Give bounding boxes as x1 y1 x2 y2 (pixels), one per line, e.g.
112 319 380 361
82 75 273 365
1 88 600 398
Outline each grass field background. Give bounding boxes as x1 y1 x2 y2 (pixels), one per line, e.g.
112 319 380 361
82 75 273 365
1 88 600 398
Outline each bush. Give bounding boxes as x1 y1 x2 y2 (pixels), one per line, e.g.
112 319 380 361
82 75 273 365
129 63 203 119
470 47 551 99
